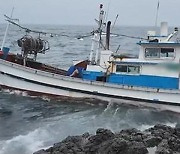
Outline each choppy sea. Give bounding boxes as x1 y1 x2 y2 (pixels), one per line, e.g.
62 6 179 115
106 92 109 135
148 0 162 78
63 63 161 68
0 24 180 154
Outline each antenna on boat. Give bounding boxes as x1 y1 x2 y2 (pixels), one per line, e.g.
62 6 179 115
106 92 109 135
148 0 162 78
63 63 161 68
115 45 121 53
105 0 111 23
1 7 14 50
111 14 119 31
155 0 160 27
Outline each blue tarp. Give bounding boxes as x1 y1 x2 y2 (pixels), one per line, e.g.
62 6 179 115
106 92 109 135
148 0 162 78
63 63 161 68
67 66 84 78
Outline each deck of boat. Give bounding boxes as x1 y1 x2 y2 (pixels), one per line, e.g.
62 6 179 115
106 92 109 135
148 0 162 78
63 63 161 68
0 51 67 76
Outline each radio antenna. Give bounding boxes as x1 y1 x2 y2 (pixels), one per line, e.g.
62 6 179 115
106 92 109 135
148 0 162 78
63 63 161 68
155 0 160 27
105 0 111 23
111 14 119 30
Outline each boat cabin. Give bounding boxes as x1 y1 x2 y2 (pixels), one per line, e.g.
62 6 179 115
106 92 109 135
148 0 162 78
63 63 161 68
82 22 180 90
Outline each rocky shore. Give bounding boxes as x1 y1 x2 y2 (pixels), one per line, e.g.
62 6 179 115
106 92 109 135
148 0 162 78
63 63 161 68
34 124 180 154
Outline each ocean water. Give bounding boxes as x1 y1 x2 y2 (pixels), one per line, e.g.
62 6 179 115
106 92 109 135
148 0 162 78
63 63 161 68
0 24 180 154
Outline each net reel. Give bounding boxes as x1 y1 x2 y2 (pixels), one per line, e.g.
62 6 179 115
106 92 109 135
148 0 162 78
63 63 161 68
17 35 50 65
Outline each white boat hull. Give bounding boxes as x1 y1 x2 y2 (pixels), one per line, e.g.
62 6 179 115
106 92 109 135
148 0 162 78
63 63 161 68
0 59 180 112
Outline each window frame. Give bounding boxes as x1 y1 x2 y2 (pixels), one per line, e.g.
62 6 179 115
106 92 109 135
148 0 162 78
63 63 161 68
116 64 141 75
144 47 175 59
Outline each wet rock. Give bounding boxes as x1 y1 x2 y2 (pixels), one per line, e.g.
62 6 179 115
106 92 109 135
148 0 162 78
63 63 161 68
175 127 180 138
84 128 114 153
117 128 143 141
146 124 175 140
155 139 173 154
144 135 162 147
47 135 88 154
98 138 128 154
33 124 180 154
126 141 148 154
168 137 180 152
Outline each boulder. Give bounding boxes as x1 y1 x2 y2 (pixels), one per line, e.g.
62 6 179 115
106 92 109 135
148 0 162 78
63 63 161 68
155 139 173 154
33 125 180 154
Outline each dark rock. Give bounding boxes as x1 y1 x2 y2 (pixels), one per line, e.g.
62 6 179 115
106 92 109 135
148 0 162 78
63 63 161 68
82 132 90 138
83 128 115 153
154 124 175 134
117 128 142 141
175 128 180 138
33 124 180 154
96 128 115 139
146 124 175 140
155 139 173 154
130 134 144 142
126 141 148 154
119 128 140 136
98 138 128 154
144 135 162 147
47 135 87 154
168 137 180 152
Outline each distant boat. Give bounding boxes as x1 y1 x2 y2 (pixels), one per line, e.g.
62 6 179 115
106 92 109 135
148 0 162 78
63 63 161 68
0 4 180 113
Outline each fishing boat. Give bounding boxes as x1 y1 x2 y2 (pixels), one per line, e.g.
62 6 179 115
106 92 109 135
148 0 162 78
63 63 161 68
0 5 180 112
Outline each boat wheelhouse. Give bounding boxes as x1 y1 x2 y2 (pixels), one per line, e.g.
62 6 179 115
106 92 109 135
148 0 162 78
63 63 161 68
82 22 180 91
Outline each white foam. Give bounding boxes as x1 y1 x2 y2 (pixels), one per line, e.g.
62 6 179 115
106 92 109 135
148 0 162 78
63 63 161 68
147 146 157 154
103 102 114 112
1 89 51 101
138 122 177 131
2 89 29 97
41 96 51 102
0 110 98 154
113 108 119 117
0 128 49 154
138 124 155 131
165 122 177 128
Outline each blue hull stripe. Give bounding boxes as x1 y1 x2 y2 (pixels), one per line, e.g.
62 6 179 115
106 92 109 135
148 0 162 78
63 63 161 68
83 71 179 89
0 71 180 106
108 74 178 89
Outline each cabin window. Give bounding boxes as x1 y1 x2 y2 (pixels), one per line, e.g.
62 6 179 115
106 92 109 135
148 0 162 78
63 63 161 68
160 48 174 58
145 48 174 58
128 66 140 74
116 65 127 73
145 48 160 58
116 65 140 74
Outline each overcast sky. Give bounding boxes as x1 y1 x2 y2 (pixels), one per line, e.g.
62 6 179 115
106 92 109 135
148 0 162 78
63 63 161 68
0 0 180 26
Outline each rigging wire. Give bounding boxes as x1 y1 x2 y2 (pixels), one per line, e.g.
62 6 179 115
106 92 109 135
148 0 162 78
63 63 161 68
5 15 148 41
75 31 148 40
111 14 119 30
5 16 70 38
105 0 112 24
115 33 148 40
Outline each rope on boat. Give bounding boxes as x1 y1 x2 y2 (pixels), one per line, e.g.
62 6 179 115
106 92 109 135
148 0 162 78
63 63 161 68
77 31 148 40
5 17 70 38
5 15 148 41
115 33 148 40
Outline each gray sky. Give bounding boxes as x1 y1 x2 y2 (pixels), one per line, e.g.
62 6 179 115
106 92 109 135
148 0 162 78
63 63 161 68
0 0 180 26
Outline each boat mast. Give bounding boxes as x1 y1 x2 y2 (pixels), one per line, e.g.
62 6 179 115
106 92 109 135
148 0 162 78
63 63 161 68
95 4 105 65
89 4 105 65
